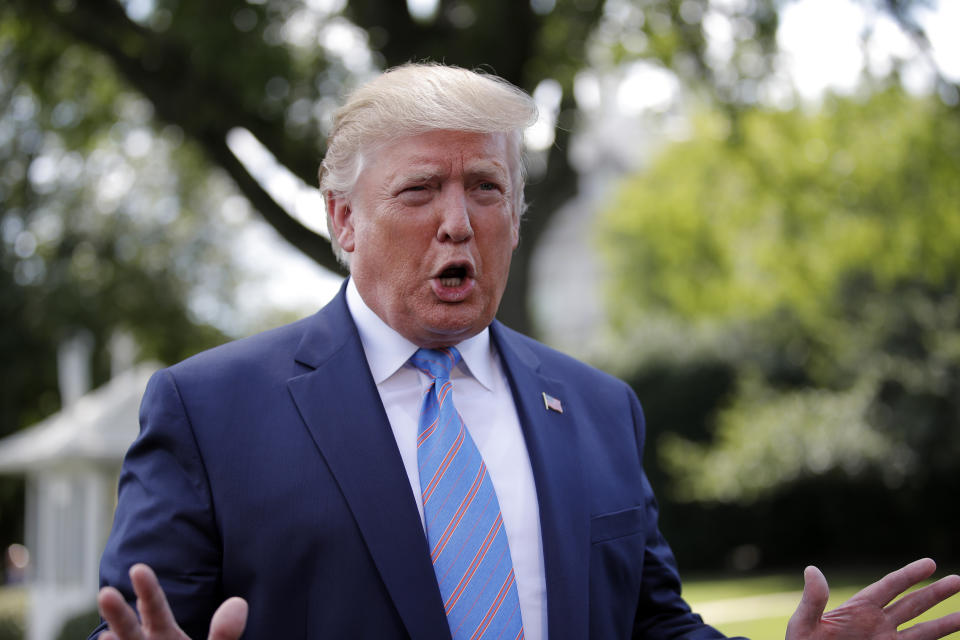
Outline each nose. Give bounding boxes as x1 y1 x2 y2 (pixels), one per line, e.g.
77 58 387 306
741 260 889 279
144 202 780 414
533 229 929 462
436 187 473 243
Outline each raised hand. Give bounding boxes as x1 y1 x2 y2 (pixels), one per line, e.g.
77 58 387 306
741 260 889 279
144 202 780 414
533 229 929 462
786 558 960 640
97 564 248 640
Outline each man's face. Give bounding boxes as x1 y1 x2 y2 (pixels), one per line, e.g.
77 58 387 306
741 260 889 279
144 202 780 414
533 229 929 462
328 129 520 348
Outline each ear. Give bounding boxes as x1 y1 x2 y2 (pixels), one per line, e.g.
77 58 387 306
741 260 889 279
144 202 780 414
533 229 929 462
326 193 356 253
510 208 521 250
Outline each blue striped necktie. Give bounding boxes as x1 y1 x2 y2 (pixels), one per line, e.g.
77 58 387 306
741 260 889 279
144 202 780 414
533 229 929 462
410 347 525 640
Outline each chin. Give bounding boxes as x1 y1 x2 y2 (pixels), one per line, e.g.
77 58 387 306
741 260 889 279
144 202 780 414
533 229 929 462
438 302 493 328
418 318 484 346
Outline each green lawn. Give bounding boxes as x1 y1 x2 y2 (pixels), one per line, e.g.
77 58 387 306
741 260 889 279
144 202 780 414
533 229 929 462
684 570 960 639
0 586 25 640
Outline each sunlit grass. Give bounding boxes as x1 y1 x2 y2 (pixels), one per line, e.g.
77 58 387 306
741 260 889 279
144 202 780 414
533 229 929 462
0 585 26 638
0 585 25 614
683 572 803 602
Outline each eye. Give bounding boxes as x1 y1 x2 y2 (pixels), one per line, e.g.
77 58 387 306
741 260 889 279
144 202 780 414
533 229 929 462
397 184 433 206
471 180 505 205
473 180 505 197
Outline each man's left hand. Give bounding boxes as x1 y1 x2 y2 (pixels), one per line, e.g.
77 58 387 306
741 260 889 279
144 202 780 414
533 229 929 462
786 558 960 640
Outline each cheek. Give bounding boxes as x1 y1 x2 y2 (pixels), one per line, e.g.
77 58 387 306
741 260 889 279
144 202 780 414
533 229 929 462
353 215 392 253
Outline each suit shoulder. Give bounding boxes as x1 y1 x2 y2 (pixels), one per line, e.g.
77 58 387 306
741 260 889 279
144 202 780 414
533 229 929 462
165 314 317 383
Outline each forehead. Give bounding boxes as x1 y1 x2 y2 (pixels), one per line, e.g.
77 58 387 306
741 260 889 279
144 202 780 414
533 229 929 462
365 129 511 179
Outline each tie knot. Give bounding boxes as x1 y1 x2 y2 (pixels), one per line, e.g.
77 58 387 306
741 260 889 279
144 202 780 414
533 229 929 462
410 347 461 381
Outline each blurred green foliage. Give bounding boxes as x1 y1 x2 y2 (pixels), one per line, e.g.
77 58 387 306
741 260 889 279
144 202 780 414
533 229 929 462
590 0 779 107
603 88 960 328
0 10 239 563
598 86 960 565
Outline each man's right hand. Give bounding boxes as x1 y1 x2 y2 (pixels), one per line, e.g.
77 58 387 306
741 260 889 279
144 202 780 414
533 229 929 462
97 564 248 640
786 558 960 640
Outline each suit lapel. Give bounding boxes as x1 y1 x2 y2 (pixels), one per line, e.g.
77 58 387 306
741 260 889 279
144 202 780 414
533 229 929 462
491 322 590 640
285 291 590 639
287 290 451 640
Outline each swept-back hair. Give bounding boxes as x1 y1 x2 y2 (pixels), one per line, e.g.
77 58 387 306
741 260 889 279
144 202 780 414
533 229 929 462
319 63 538 264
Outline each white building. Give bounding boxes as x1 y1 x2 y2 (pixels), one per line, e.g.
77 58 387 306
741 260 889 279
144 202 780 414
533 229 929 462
0 335 155 640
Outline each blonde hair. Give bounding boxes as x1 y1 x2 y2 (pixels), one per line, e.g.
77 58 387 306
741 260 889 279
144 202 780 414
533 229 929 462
319 63 538 265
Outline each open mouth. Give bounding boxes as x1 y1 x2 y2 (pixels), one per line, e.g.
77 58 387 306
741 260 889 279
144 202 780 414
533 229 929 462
437 264 470 287
431 262 476 301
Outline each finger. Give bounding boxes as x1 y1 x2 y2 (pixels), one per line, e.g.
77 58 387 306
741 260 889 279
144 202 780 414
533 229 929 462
899 610 960 640
886 574 960 626
98 586 144 640
854 558 937 607
98 626 125 640
129 563 179 632
208 597 248 640
787 566 830 636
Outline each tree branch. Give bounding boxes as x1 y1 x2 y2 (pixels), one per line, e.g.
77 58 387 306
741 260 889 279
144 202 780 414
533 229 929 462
203 134 345 275
14 0 341 271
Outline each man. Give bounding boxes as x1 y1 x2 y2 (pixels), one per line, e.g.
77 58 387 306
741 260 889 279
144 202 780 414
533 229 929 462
92 64 960 640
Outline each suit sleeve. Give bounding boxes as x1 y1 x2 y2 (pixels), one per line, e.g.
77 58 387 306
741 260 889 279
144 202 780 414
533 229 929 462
91 369 223 640
626 387 747 640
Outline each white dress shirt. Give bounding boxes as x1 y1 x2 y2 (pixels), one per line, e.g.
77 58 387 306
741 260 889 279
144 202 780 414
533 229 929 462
346 279 547 640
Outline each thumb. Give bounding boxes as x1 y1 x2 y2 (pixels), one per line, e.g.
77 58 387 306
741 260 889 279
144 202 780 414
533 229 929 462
786 566 830 639
208 597 248 640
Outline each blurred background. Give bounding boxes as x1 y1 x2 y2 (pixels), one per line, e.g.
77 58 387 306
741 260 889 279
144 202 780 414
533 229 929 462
0 0 958 637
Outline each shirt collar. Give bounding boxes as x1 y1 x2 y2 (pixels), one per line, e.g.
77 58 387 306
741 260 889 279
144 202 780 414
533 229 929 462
345 278 496 390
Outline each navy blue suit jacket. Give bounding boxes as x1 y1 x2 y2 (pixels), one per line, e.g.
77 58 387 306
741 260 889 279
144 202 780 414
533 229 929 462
94 287 731 639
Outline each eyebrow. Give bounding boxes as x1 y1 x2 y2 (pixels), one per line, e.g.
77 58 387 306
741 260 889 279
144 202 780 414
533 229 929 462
391 170 439 184
464 161 509 179
388 160 509 184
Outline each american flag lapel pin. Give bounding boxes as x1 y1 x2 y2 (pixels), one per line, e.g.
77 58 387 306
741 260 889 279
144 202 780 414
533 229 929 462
542 392 563 414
